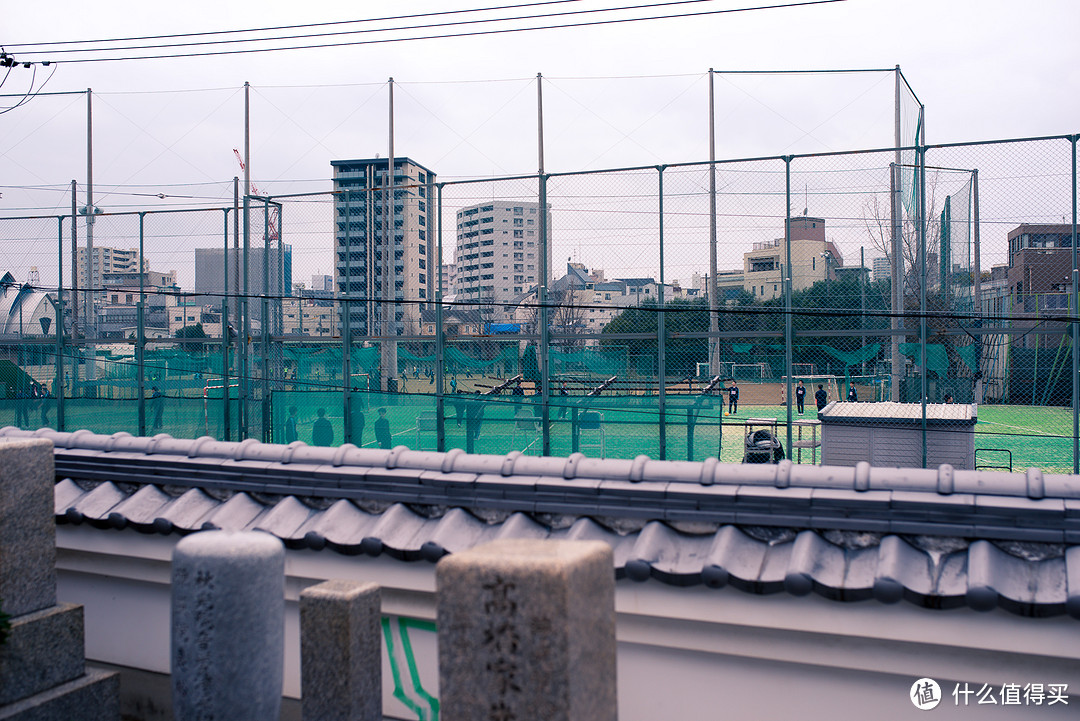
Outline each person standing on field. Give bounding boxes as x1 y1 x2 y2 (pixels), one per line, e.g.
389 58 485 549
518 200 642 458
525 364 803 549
815 384 828 412
795 380 806 415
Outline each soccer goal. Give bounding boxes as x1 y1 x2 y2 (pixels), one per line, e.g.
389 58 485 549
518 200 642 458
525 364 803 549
731 362 767 380
794 374 840 404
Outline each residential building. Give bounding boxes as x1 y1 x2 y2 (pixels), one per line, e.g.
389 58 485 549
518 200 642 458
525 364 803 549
282 297 335 337
1005 223 1075 349
742 216 843 301
311 274 334 293
439 263 456 296
332 157 436 336
872 256 891 284
194 247 292 305
419 307 483 337
452 201 551 323
76 246 147 289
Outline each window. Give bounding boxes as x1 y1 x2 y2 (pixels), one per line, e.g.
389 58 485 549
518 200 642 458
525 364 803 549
514 230 523 238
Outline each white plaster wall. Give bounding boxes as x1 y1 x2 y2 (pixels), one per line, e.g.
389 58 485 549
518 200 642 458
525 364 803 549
56 525 1079 720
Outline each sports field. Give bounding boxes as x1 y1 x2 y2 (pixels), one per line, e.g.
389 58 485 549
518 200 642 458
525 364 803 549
6 390 1074 474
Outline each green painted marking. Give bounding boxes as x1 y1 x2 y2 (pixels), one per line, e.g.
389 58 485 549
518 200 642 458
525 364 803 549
399 618 440 720
382 617 426 720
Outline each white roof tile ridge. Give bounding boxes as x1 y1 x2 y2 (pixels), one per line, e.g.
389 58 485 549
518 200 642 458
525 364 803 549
5 427 1080 500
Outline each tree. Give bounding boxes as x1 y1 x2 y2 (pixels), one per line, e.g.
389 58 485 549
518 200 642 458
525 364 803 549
174 322 207 353
862 168 942 306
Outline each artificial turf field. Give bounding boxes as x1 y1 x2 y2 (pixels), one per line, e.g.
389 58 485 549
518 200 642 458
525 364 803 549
5 392 1075 474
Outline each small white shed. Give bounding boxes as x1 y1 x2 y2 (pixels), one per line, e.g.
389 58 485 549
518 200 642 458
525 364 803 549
818 401 977 469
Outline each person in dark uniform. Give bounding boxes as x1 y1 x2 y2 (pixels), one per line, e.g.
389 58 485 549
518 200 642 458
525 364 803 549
374 407 392 449
847 383 858 402
312 407 334 447
728 382 739 415
284 406 299 443
815 384 828 411
795 380 806 415
150 386 165 431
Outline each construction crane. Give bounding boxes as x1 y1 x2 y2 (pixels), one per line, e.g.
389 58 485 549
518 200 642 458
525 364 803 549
233 149 279 241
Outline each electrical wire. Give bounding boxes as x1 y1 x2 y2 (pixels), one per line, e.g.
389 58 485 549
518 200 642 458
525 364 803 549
13 1 845 63
6 1 584 48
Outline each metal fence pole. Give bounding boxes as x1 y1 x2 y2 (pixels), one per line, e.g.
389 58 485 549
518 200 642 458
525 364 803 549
55 216 65 432
222 208 231 442
262 200 271 442
918 146 928 468
343 189 353 444
1071 135 1078 474
242 192 250 439
657 166 667 460
539 173 551 456
436 183 446 452
137 212 146 437
784 157 793 455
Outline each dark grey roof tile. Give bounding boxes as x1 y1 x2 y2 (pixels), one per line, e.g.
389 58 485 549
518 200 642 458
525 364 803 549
251 495 317 541
151 488 219 534
303 499 379 549
200 492 266 531
66 481 128 526
492 512 551 541
109 485 175 529
54 478 88 515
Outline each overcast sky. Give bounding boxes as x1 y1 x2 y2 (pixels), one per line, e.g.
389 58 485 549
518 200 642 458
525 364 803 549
2 0 1078 289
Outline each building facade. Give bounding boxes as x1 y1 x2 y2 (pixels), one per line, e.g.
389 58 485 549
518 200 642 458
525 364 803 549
742 216 843 302
331 157 436 336
76 246 148 290
453 201 551 323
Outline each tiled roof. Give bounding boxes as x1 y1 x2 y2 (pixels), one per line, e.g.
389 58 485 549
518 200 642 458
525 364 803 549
4 426 1079 619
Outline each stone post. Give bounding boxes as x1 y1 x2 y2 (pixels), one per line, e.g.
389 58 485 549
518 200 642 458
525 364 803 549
300 579 382 721
171 530 284 721
0 438 56 617
0 438 120 720
436 539 617 721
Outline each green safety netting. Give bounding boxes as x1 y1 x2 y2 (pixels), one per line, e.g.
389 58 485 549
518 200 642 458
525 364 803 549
549 347 625 377
812 343 882 370
954 344 979 373
899 343 949 377
730 343 753 354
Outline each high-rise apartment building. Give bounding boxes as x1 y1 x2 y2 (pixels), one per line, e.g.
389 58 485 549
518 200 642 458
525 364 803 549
452 201 551 322
76 246 147 289
194 247 293 303
331 157 436 335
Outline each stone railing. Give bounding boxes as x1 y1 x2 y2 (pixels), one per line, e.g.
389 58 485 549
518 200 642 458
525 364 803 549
172 530 616 721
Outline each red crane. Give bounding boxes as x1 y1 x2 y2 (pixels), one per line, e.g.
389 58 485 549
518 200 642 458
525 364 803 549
233 149 279 241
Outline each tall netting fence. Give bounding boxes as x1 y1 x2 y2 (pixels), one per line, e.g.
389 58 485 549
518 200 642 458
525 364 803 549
0 136 1077 472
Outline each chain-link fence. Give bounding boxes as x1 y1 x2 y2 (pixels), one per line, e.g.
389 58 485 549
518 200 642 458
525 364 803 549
1 135 1077 471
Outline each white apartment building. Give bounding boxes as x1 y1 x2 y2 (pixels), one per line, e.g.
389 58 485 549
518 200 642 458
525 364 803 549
742 216 843 302
331 157 436 336
76 246 148 289
872 256 892 284
453 201 551 323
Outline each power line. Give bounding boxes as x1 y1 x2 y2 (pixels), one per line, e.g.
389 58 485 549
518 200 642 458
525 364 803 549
14 1 845 63
6 0 583 48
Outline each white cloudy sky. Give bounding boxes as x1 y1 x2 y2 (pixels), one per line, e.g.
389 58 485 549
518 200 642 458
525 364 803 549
2 0 1078 288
